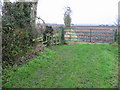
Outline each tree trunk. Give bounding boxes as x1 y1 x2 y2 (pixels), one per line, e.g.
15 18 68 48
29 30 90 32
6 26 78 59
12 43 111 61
118 1 120 43
31 0 38 39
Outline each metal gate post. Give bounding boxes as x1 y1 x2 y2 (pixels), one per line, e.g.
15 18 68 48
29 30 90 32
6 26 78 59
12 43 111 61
90 29 92 42
114 29 117 42
61 27 65 42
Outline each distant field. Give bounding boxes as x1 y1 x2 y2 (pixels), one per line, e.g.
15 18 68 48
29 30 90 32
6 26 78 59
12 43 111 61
70 26 117 29
37 24 117 30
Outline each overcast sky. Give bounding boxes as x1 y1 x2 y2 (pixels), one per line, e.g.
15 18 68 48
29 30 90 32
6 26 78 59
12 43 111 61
37 0 119 25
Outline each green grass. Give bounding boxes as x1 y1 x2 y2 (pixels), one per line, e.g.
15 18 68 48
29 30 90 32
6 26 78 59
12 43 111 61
3 43 118 88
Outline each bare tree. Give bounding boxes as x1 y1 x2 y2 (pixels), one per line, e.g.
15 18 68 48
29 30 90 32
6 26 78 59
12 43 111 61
64 7 72 27
37 17 46 33
0 0 2 68
114 17 119 26
118 1 120 43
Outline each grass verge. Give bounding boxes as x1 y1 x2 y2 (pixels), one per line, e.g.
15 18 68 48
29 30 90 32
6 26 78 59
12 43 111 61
3 43 118 88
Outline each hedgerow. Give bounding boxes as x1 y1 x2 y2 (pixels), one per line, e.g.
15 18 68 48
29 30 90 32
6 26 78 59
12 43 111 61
2 2 34 66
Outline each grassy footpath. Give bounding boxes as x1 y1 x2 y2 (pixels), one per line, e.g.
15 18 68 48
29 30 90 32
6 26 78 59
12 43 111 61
3 43 118 88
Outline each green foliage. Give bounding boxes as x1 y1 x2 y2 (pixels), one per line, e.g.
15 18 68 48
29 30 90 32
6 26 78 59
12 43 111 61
43 26 54 46
2 1 62 66
64 15 71 27
43 26 62 46
2 2 33 66
2 27 32 66
2 65 18 85
2 2 32 28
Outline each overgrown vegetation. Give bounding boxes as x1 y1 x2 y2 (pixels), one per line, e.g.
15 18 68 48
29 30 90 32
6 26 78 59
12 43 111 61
3 44 118 88
2 1 63 66
2 1 118 89
2 1 35 66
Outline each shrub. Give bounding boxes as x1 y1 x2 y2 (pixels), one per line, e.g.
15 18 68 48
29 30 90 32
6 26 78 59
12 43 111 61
2 27 32 66
2 2 33 66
